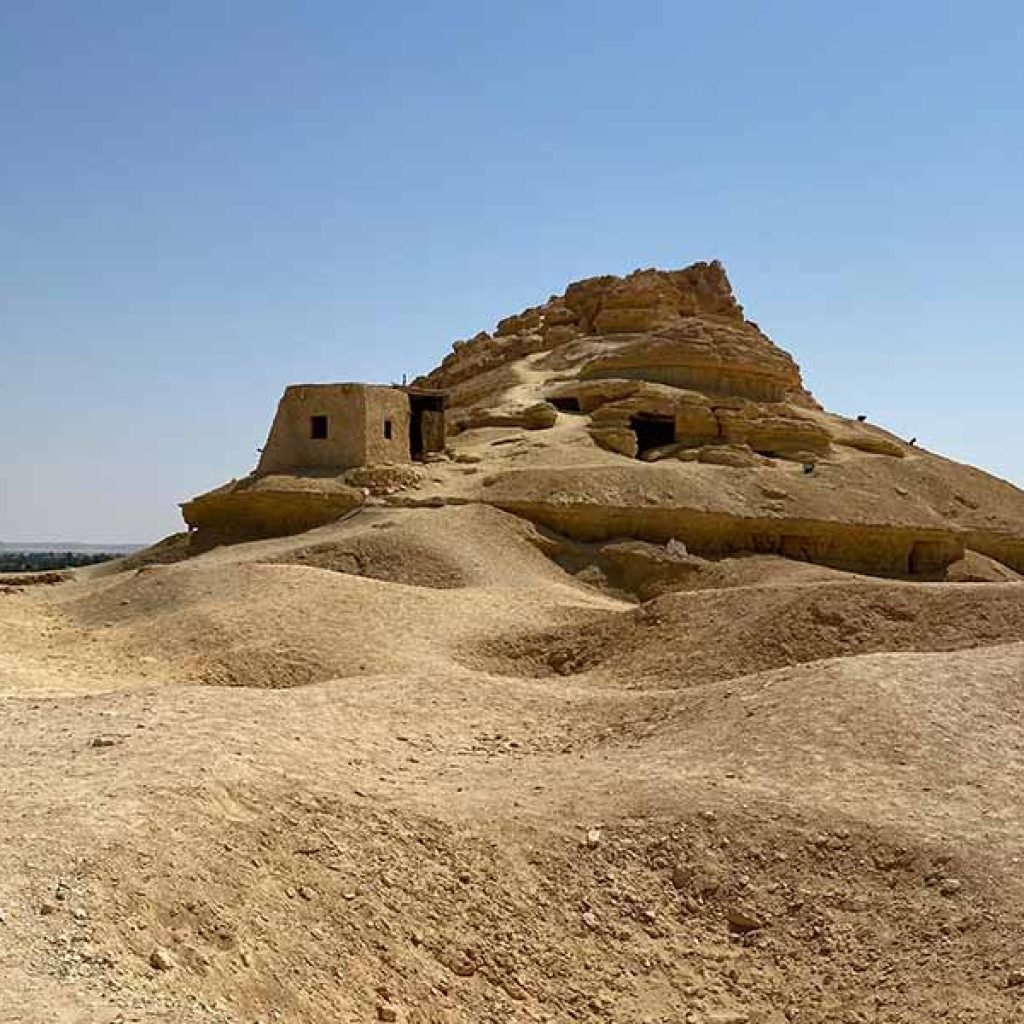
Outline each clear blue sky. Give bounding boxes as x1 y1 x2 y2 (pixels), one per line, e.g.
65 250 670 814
1 1 1021 543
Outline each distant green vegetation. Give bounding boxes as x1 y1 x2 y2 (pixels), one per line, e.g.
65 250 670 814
0 551 117 573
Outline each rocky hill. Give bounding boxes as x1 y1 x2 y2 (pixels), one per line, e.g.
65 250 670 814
3 263 1024 1024
405 261 1024 581
182 260 1024 585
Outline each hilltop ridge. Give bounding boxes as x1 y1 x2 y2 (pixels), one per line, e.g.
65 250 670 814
418 261 810 407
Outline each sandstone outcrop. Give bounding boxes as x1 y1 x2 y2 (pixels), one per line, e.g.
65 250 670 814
181 259 1024 582
451 401 558 433
577 322 808 403
562 263 746 331
405 261 1024 578
478 464 971 577
417 262 814 414
415 261 835 468
181 475 364 539
593 538 709 599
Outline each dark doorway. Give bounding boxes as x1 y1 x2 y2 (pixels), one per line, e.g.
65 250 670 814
629 413 675 456
550 396 582 413
909 539 946 575
310 414 329 440
408 390 446 460
384 419 393 440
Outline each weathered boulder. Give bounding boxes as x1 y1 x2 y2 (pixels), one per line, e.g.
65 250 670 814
578 321 809 404
588 391 689 426
181 475 363 539
454 401 558 432
715 405 833 459
830 422 907 457
695 444 773 468
676 398 723 447
945 550 1023 583
640 443 688 463
546 378 674 414
596 538 709 599
591 275 686 334
540 324 579 347
563 262 745 333
495 308 543 337
590 428 638 458
542 302 579 327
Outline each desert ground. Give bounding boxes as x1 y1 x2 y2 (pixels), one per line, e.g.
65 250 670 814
6 263 1024 1022
2 502 1024 1024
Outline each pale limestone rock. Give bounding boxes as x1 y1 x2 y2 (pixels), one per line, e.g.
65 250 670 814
697 444 772 468
590 428 638 458
455 401 558 432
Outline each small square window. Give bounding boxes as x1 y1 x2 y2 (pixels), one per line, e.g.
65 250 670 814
383 419 393 440
310 415 328 440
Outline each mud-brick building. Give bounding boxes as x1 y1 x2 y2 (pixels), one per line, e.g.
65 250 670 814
256 383 446 475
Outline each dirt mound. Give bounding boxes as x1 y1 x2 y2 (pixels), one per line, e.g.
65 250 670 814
4 634 1024 1023
947 548 1024 583
103 531 206 573
59 562 590 689
471 578 1024 684
258 503 569 590
267 533 472 588
631 643 1024 804
552 542 861 600
62 778 1024 1024
56 506 614 689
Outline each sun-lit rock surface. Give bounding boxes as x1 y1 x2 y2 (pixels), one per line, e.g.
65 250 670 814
180 259 1024 580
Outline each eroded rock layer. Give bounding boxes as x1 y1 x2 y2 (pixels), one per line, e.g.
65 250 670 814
182 259 1024 581
406 260 1024 578
418 262 812 409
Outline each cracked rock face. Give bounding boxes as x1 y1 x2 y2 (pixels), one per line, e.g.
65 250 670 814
418 261 812 410
415 260 826 463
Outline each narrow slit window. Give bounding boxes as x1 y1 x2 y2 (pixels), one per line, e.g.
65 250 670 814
310 415 329 440
383 419 393 440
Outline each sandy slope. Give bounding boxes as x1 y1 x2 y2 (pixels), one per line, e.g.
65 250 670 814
2 504 1024 1023
469 578 1024 685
